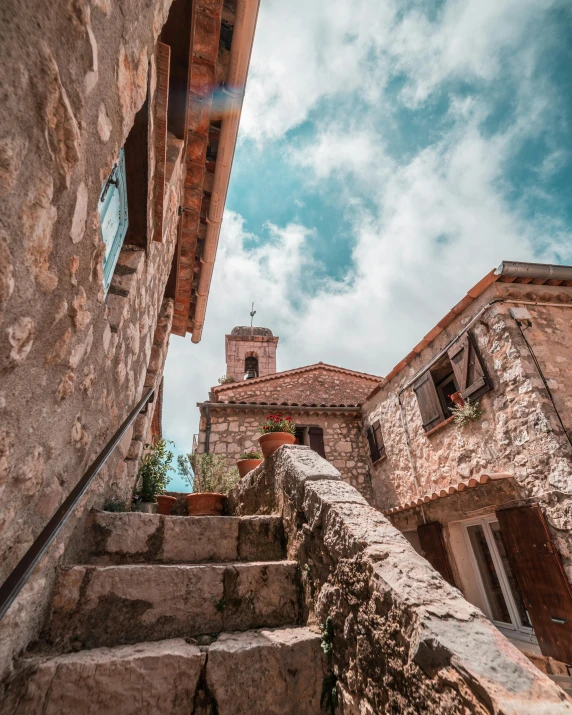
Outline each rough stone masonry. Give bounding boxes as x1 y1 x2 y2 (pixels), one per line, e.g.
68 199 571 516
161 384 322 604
229 445 572 714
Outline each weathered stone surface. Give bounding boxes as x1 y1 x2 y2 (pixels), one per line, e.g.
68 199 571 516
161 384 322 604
228 446 572 714
162 516 240 563
207 627 324 715
70 182 88 244
87 511 287 564
88 512 162 561
221 561 300 632
22 175 58 293
6 317 35 364
0 0 187 680
8 639 204 715
238 515 285 561
47 561 300 650
39 46 81 187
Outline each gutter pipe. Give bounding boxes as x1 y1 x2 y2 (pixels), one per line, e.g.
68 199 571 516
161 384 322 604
191 0 260 343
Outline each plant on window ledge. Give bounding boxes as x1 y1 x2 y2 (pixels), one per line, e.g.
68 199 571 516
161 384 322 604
449 399 483 428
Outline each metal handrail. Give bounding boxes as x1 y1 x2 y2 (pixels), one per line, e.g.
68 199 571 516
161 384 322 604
0 387 154 621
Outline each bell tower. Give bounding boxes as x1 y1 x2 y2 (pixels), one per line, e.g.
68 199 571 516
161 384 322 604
225 326 279 382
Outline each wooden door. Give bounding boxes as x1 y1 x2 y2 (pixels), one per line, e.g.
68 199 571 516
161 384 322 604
496 504 572 663
308 426 326 458
417 522 455 586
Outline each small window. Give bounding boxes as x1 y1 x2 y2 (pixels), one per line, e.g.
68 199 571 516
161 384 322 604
413 332 491 432
366 419 385 463
294 425 326 458
99 149 128 293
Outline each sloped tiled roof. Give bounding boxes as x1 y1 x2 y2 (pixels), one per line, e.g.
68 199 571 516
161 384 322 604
212 361 382 395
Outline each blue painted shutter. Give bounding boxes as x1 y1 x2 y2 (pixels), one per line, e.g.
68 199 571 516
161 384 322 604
99 148 129 293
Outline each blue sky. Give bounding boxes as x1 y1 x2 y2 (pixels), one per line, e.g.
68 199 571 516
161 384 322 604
165 0 572 490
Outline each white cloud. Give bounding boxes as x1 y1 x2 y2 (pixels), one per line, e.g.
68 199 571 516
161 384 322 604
163 0 571 474
242 0 558 142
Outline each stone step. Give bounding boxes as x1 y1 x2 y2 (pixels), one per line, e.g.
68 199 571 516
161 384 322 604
85 511 285 564
6 628 324 715
45 562 301 651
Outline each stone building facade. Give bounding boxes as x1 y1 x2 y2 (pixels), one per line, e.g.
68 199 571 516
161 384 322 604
0 0 258 683
361 261 572 670
197 327 381 499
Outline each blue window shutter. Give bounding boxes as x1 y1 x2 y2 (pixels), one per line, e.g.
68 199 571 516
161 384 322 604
99 148 129 293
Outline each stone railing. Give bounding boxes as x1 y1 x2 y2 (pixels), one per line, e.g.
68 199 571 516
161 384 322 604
228 445 571 714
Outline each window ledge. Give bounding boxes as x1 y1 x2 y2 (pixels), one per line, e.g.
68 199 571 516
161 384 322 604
372 453 387 465
424 415 454 437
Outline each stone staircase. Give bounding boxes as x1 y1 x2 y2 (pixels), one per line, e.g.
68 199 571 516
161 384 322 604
4 512 324 714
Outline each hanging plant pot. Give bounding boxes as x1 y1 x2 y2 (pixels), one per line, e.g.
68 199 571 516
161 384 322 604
450 391 465 407
185 492 226 516
258 432 297 458
156 494 177 515
236 458 263 478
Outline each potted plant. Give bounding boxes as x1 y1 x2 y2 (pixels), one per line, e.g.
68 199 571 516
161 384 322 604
258 413 296 458
177 452 240 516
236 450 263 478
135 438 175 514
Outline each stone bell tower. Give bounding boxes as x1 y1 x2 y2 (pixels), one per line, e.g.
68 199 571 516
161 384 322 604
225 326 279 382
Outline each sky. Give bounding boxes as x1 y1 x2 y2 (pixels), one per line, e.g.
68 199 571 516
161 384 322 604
164 0 572 490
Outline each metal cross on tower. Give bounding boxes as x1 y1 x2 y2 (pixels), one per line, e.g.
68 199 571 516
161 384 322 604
249 302 256 328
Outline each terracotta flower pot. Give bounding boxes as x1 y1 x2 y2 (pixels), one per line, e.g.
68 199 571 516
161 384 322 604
185 492 226 516
450 391 465 407
258 431 296 458
236 458 262 478
156 494 177 515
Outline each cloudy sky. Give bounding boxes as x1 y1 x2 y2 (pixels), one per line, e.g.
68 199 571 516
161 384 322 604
164 0 572 489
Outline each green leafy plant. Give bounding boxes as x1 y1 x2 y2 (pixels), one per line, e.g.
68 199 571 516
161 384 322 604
260 413 296 435
102 497 128 512
449 399 483 428
217 375 236 384
136 438 174 503
320 673 339 714
178 452 239 494
239 450 262 460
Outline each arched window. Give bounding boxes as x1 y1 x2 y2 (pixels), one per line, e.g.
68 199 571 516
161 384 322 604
244 355 259 379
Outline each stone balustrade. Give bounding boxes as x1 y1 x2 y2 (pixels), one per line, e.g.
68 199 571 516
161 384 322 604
228 444 572 714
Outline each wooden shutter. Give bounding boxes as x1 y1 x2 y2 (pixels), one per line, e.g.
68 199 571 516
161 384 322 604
366 427 380 463
413 371 445 432
447 332 491 401
372 420 385 458
417 522 455 586
153 41 170 243
99 149 129 293
308 426 326 458
496 504 572 663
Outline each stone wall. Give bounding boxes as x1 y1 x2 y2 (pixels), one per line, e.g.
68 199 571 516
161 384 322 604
227 445 571 713
198 407 373 500
0 0 180 680
361 282 572 578
213 366 379 405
